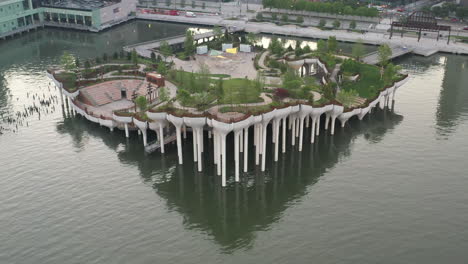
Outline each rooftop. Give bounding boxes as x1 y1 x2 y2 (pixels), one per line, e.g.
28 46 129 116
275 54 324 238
39 0 120 10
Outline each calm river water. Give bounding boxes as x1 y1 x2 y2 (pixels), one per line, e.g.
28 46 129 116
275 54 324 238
1 20 468 264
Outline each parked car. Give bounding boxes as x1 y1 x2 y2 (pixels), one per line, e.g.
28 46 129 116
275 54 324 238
397 8 405 12
185 12 196 17
463 27 468 30
451 18 458 22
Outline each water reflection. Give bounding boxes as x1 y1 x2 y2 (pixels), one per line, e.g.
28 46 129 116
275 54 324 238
435 55 468 136
56 107 403 251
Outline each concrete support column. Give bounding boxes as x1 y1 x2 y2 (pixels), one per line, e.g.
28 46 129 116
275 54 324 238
255 124 260 165
291 116 296 146
316 116 321 136
124 123 129 138
183 125 187 139
192 129 198 163
217 132 222 176
239 129 243 153
197 129 202 172
296 117 300 137
325 114 330 130
331 116 337 135
159 124 165 153
261 123 268 172
299 116 305 152
306 116 310 128
213 131 218 165
221 134 227 187
311 117 317 143
176 126 183 164
244 127 248 173
282 117 287 153
234 131 240 182
274 120 280 161
142 129 147 146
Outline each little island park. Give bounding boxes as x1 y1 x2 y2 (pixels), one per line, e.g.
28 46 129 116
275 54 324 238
48 29 409 186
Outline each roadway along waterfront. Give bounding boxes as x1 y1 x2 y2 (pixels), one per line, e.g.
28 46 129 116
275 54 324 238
1 20 468 263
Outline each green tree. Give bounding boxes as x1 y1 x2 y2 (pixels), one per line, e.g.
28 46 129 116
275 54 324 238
159 40 172 62
317 39 327 53
184 30 196 58
75 57 80 68
84 60 91 69
336 89 358 107
119 50 125 58
349 20 357 29
319 19 326 28
131 49 138 65
295 45 303 57
272 13 277 20
135 96 148 111
246 32 260 45
158 87 169 102
191 1 195 8
213 26 223 40
113 52 119 60
333 19 340 28
60 52 76 71
351 39 365 61
296 15 304 24
127 51 131 61
151 51 156 62
216 78 224 98
158 61 168 75
383 63 401 86
102 53 108 62
269 37 283 56
327 36 338 53
377 44 392 67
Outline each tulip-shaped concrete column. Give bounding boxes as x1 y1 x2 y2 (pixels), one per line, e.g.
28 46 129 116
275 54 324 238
184 117 206 172
147 112 169 153
273 106 291 158
310 105 328 143
261 110 275 171
298 105 314 151
167 114 184 164
252 116 262 166
211 120 233 187
232 116 253 181
329 105 344 135
133 118 148 146
338 108 361 128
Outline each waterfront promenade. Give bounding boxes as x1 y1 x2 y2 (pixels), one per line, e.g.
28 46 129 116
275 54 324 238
137 13 468 57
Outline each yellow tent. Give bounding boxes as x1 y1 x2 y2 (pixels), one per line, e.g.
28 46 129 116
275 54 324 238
226 48 238 54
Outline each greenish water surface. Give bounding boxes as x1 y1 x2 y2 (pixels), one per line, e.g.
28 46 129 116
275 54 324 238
1 20 468 264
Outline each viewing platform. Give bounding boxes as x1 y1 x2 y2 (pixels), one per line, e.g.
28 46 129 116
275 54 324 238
362 45 414 64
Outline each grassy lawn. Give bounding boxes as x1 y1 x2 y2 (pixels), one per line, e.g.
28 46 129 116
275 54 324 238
221 78 263 104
